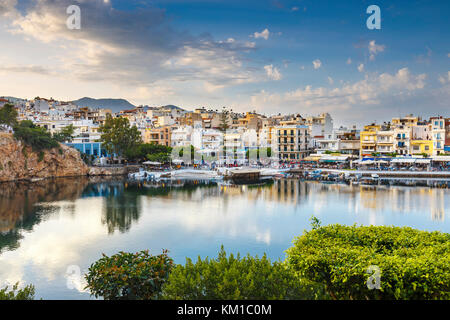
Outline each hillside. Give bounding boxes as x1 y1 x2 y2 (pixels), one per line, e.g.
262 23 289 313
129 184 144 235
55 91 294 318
72 97 135 113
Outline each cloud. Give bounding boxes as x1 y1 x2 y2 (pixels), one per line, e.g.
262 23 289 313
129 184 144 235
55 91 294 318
368 40 385 61
327 76 334 85
3 0 259 96
291 7 299 12
346 58 352 65
264 64 282 80
250 68 427 123
0 0 17 17
438 71 450 84
447 53 450 58
253 28 270 40
0 64 54 75
312 59 322 69
358 63 365 72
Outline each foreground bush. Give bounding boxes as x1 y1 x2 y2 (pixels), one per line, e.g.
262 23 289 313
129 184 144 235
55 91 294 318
161 246 327 300
286 224 450 300
0 283 35 300
85 250 173 300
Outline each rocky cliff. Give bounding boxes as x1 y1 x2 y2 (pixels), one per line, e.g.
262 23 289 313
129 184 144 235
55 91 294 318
0 132 89 182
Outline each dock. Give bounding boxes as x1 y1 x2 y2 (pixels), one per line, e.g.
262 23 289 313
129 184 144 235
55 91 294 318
289 168 450 179
228 169 261 183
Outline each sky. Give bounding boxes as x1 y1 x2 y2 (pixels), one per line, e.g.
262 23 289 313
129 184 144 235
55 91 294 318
0 0 449 126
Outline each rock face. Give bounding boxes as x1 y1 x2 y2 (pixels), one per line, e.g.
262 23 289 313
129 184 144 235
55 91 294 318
0 132 89 182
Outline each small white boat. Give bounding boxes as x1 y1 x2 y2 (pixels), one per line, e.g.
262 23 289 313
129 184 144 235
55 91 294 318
371 174 380 179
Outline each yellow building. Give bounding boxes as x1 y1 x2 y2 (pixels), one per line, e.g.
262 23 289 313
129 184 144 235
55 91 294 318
360 125 381 156
392 115 419 127
410 140 433 156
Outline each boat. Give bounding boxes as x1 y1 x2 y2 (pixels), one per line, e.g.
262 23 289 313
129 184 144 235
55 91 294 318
371 174 380 179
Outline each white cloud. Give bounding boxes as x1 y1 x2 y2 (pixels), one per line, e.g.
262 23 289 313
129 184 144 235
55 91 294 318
358 63 365 72
250 68 427 122
327 76 334 85
313 59 322 70
0 0 264 103
368 40 385 61
291 7 299 12
253 28 270 40
300 65 305 70
0 0 18 18
264 64 282 81
438 71 450 84
447 53 450 58
346 58 352 65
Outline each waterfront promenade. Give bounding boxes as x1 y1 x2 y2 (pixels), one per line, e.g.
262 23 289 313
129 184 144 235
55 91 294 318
296 168 450 179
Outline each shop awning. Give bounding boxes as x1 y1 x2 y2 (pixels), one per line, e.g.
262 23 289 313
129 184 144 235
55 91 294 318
431 156 450 162
415 159 431 164
303 156 321 161
391 158 416 163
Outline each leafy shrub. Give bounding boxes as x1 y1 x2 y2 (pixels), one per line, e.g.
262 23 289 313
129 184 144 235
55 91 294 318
0 283 35 300
161 246 327 300
13 120 59 151
286 224 450 300
85 250 174 300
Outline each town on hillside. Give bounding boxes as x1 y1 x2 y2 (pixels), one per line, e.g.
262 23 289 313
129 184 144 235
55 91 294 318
0 96 449 170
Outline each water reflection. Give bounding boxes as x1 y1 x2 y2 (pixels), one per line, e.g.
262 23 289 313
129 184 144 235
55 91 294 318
0 177 449 299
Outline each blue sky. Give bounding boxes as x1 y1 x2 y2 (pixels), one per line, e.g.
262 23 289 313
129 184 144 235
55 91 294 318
0 0 449 126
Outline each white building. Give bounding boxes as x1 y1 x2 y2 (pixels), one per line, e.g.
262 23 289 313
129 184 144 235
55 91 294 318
171 126 193 147
271 125 310 161
430 117 445 155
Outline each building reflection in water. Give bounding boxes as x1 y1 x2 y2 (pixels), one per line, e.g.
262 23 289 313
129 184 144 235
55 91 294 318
218 179 446 223
0 178 448 254
0 177 449 300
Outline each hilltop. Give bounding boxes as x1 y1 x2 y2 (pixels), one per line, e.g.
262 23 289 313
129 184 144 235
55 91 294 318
72 97 135 113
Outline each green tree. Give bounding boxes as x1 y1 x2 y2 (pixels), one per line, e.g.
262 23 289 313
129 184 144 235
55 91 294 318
53 124 75 143
0 103 18 129
219 107 230 132
85 250 174 300
0 283 35 300
161 246 326 300
125 143 173 163
13 121 59 151
99 115 142 160
286 224 450 300
173 145 195 162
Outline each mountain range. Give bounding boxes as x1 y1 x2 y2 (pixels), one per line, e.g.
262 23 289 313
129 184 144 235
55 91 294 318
72 97 136 113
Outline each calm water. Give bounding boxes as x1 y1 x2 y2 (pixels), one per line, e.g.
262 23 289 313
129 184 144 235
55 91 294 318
0 177 449 299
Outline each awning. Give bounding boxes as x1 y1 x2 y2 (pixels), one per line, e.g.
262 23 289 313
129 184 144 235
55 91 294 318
431 156 450 162
143 161 161 165
359 160 375 165
304 156 321 161
415 159 431 164
319 156 349 162
391 158 416 163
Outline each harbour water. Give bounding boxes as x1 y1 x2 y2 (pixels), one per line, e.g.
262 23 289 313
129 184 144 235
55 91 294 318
0 177 449 299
